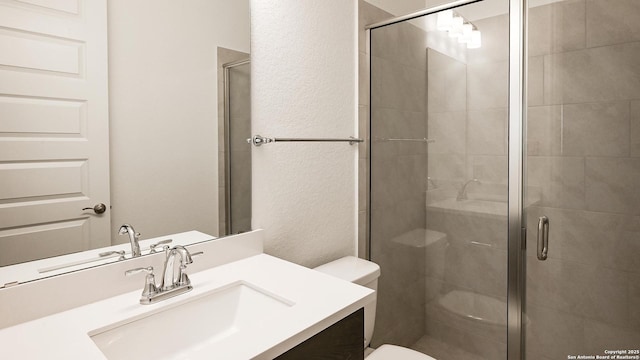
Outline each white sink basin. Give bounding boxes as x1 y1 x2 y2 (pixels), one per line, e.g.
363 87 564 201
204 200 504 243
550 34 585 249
89 281 294 360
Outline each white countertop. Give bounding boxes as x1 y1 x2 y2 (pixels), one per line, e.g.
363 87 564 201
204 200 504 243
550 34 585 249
0 253 374 359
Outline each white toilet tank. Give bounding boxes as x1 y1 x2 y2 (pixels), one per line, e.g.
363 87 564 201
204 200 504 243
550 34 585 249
314 256 381 348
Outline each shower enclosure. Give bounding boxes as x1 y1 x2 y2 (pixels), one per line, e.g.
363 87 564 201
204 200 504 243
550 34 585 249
223 58 252 235
365 0 640 359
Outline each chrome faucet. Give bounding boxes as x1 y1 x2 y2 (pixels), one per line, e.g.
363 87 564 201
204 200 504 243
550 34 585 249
118 224 141 257
457 178 481 201
125 245 202 305
161 245 194 291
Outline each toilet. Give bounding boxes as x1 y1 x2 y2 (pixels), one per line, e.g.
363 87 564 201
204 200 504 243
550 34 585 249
314 256 436 360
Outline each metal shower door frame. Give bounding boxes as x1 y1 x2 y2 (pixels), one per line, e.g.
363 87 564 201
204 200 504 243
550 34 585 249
223 58 251 235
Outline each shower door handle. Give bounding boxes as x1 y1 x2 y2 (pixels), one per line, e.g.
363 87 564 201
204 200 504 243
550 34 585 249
537 216 549 260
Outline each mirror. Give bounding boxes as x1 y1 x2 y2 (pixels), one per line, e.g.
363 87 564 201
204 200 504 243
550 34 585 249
0 0 251 285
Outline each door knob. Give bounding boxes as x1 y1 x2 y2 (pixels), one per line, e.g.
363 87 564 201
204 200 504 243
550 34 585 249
83 203 107 214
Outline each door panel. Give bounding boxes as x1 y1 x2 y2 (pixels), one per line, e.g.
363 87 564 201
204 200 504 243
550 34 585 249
368 1 510 359
524 0 640 358
0 0 110 267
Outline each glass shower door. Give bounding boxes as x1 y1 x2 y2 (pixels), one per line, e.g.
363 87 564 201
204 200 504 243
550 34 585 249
524 0 640 358
368 1 510 359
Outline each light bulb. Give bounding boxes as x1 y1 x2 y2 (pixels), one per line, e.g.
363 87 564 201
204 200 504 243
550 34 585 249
449 16 464 38
436 10 453 31
459 23 473 43
467 30 482 49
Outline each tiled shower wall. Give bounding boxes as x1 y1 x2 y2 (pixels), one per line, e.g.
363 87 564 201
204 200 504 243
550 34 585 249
362 0 429 348
423 8 510 358
424 0 640 357
363 0 640 358
523 0 640 358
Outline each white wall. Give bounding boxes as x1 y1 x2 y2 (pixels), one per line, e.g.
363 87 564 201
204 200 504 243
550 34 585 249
108 0 250 242
367 0 425 16
251 0 358 267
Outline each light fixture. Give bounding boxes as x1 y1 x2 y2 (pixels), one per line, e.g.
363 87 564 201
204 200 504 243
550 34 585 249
434 9 482 49
467 30 482 49
458 23 473 43
436 10 453 31
448 16 464 38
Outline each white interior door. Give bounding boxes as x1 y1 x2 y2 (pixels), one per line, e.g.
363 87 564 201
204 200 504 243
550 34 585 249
0 0 110 267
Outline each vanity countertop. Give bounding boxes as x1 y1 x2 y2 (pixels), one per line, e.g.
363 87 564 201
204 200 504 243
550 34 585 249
0 253 374 359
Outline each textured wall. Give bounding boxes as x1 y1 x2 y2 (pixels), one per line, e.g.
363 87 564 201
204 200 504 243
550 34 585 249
365 0 424 17
250 0 358 268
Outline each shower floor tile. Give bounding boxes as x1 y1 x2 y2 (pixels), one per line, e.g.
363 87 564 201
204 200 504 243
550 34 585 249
410 335 488 360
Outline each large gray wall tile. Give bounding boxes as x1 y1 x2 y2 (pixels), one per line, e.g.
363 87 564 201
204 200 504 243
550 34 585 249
585 157 640 214
427 49 466 113
372 21 427 71
525 207 640 273
583 317 640 354
529 0 586 57
562 101 630 157
467 61 509 110
586 0 640 47
467 155 508 185
428 154 465 183
427 111 466 155
467 108 507 155
526 256 629 326
443 244 507 299
544 42 640 104
372 56 427 112
524 305 585 360
528 56 545 106
527 105 562 156
427 208 507 250
425 316 506 359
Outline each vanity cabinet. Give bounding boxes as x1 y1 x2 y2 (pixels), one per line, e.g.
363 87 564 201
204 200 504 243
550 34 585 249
275 308 364 360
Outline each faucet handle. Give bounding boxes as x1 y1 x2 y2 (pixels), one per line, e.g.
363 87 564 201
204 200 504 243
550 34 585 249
99 250 125 260
178 264 191 286
125 266 158 302
125 266 154 276
183 250 203 265
149 239 172 253
176 251 203 286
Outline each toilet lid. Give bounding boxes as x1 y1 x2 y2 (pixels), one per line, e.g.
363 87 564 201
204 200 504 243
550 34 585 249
366 344 436 360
